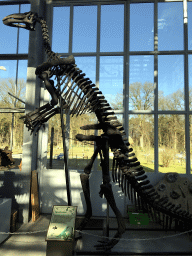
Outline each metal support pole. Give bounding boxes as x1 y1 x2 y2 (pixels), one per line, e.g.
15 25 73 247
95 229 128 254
60 96 71 206
49 127 54 169
102 137 110 238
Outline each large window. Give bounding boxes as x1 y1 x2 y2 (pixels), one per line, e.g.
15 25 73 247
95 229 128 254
0 2 30 171
49 1 192 175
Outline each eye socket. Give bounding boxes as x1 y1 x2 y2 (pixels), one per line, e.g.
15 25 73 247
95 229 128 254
28 16 31 20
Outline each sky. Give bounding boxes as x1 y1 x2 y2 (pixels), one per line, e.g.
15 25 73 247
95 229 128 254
0 2 192 110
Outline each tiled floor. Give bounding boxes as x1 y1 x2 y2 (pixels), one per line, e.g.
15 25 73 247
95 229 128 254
0 215 192 256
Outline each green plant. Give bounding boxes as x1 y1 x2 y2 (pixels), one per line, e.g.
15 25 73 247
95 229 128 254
161 148 174 167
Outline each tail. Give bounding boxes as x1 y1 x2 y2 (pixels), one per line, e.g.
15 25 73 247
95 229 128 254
112 144 192 232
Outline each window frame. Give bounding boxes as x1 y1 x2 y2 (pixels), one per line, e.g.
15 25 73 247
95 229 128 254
51 0 191 175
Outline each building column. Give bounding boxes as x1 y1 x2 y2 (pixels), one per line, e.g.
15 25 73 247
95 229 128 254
20 0 46 223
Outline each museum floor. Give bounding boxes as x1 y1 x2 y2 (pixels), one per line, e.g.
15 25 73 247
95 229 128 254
0 215 192 256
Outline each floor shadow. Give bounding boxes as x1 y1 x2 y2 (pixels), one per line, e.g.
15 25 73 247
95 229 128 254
0 171 20 212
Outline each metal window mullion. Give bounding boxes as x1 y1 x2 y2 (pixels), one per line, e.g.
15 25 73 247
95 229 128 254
0 54 28 60
10 4 21 151
67 3 74 147
69 4 73 54
96 3 101 88
183 0 190 175
124 1 129 137
128 110 191 114
154 0 158 174
0 1 29 5
123 0 130 218
53 1 125 7
93 3 101 173
33 50 192 57
129 50 185 55
62 4 73 178
59 52 124 57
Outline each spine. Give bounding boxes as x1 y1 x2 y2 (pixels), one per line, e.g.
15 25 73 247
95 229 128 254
39 18 59 62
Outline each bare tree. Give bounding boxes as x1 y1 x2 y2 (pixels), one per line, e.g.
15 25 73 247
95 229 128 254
0 78 26 148
129 82 155 110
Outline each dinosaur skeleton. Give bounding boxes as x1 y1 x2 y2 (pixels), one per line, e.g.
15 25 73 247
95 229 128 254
3 11 192 251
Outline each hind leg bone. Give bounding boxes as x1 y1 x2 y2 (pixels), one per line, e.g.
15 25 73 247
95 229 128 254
77 146 101 232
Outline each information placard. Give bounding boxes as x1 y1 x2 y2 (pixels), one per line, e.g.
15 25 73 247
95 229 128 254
46 206 77 241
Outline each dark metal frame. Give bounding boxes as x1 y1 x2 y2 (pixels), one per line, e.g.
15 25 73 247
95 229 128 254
51 0 192 178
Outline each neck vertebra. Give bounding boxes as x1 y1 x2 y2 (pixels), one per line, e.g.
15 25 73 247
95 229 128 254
39 18 59 62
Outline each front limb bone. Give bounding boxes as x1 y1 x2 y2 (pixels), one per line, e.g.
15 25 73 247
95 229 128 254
38 71 59 106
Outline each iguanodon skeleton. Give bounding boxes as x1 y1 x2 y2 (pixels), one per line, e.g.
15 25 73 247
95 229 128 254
3 11 192 251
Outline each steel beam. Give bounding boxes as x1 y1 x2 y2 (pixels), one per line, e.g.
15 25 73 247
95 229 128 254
0 108 25 113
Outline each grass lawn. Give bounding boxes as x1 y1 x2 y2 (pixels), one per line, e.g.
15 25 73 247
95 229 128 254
11 145 191 174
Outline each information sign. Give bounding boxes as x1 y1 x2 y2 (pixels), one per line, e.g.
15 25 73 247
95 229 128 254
46 206 77 241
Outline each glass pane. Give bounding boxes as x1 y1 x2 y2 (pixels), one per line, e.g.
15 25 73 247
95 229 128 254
0 60 27 171
100 4 124 52
47 113 95 170
69 114 95 170
18 4 31 53
47 114 124 171
158 115 185 174
158 55 184 110
130 3 154 51
190 116 192 174
53 7 70 53
0 60 26 107
99 56 123 110
74 57 96 85
158 2 183 51
73 6 97 53
17 59 27 110
188 3 192 50
47 114 66 170
0 5 19 54
97 114 123 171
129 55 154 111
18 60 28 85
129 114 154 173
0 60 17 81
0 113 24 172
47 57 96 170
189 55 192 110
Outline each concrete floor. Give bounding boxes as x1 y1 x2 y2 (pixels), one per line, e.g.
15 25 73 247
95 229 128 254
0 215 192 256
